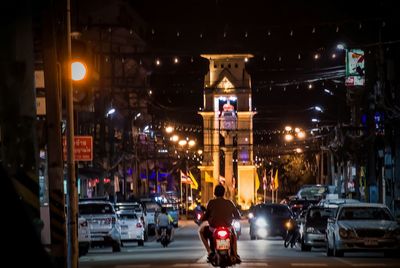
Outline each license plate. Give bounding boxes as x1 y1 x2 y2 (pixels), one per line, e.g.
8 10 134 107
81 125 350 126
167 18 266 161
364 239 378 246
216 239 230 250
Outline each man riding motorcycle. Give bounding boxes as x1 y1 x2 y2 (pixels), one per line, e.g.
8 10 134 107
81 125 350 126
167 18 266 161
198 184 241 264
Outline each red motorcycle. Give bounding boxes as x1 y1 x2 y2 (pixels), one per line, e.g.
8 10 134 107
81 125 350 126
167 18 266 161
209 226 238 267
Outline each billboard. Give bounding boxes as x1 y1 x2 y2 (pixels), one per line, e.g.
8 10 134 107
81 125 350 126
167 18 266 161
63 136 93 161
345 49 365 86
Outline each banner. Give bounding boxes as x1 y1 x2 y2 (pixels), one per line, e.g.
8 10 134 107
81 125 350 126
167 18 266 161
255 171 260 191
180 170 192 184
205 171 214 183
273 169 279 190
188 171 199 190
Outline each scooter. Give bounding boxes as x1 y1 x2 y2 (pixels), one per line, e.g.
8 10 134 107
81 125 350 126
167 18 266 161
159 227 170 247
209 226 239 268
194 210 204 225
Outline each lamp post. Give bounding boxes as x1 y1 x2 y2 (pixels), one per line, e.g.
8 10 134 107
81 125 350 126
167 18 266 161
65 0 78 266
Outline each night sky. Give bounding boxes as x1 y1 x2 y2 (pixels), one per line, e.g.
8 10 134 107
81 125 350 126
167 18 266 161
127 0 399 142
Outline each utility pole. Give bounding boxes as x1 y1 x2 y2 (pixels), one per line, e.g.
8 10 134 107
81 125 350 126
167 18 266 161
63 0 78 266
42 0 67 266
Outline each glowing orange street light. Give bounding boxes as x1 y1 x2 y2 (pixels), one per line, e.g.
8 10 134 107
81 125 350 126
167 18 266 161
71 61 87 81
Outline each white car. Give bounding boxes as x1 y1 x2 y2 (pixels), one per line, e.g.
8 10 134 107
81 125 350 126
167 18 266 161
78 217 91 256
78 200 122 252
118 211 145 246
115 202 148 240
326 203 400 257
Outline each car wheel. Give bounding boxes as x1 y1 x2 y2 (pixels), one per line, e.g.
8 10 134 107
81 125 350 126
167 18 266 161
326 240 333 257
112 242 121 252
301 238 311 252
333 237 343 257
138 240 144 246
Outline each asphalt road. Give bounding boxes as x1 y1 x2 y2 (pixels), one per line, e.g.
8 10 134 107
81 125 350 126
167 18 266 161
79 220 399 268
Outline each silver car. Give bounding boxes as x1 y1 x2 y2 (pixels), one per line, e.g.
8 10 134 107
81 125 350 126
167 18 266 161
326 203 400 257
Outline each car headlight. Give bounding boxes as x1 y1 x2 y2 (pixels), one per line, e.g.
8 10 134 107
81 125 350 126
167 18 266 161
306 227 320 234
255 218 268 227
339 228 356 239
385 228 400 238
339 228 348 238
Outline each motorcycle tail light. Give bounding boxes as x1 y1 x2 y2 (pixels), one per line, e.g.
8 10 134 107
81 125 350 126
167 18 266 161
217 230 229 239
136 222 142 228
197 214 201 220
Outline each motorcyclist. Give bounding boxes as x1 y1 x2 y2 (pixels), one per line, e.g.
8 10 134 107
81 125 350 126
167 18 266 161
198 184 241 264
156 207 174 241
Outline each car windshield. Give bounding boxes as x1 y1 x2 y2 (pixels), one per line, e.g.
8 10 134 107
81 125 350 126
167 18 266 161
256 205 291 217
119 213 138 220
339 207 394 221
297 185 327 199
144 202 161 212
79 203 114 214
307 207 335 223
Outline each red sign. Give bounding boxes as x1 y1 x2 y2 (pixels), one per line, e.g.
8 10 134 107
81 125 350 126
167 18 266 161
63 136 93 161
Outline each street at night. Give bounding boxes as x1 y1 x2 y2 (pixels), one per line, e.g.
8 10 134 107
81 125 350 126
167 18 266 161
2 1 400 267
79 220 399 268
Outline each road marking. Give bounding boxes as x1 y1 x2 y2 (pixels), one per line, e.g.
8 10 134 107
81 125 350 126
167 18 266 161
174 263 268 267
115 265 151 268
351 264 386 267
335 258 387 267
291 264 328 267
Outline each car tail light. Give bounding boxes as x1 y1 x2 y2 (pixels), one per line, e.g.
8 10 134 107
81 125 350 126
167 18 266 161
136 222 142 228
217 230 229 239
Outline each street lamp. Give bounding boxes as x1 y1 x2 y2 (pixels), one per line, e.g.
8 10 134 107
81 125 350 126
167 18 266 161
71 61 87 81
314 106 324 113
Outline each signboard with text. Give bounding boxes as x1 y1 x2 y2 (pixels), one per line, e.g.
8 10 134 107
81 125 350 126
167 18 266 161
63 136 93 161
345 49 365 86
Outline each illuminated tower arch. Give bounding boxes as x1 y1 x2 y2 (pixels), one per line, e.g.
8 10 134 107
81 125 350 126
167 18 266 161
198 54 256 209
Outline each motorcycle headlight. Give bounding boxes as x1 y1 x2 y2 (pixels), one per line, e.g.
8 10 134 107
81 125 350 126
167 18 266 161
255 218 268 228
233 221 241 229
248 212 254 219
285 221 292 230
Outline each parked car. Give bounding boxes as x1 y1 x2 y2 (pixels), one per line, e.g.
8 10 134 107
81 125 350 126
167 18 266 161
318 198 360 208
78 217 91 256
249 203 293 240
141 199 162 235
296 184 334 201
326 203 400 257
115 202 148 240
300 206 335 251
117 211 145 246
78 200 122 252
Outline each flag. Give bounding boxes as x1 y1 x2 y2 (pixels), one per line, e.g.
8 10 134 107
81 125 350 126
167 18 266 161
205 171 214 183
273 169 279 190
180 170 191 184
255 171 260 191
269 168 274 190
219 175 226 185
188 171 199 190
262 169 267 190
